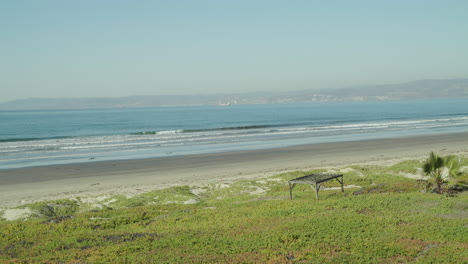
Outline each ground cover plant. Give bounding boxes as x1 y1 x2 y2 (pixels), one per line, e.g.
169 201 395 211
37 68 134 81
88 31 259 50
1 157 467 263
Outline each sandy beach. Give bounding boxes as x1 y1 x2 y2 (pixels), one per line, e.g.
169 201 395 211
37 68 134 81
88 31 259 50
1 132 467 208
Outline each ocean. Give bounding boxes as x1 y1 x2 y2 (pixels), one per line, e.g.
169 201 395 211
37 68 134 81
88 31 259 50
1 99 467 169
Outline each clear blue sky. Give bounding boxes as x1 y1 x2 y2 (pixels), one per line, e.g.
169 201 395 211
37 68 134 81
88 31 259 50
1 0 467 102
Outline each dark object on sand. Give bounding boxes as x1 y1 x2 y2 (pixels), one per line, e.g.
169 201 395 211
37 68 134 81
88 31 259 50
289 173 344 200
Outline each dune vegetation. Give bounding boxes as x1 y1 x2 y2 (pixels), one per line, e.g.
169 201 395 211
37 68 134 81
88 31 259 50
1 155 467 263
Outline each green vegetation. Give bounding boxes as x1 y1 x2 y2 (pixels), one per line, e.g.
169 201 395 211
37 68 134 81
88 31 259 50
1 157 467 263
422 152 464 193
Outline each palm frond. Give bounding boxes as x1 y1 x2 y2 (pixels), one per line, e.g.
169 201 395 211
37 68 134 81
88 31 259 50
423 152 444 175
443 155 462 178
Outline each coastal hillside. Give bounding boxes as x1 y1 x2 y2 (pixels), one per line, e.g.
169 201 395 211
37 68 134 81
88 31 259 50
1 78 467 110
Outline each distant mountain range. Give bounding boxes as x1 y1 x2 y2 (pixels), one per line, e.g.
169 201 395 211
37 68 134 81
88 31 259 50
2 78 468 110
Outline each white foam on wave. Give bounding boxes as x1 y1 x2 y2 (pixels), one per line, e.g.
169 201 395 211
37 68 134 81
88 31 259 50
3 115 468 151
1 115 468 169
157 130 183 135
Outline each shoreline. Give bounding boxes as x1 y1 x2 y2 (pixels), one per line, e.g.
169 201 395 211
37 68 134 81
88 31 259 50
1 132 468 208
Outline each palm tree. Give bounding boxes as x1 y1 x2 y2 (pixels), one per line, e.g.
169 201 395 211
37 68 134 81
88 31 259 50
422 152 445 193
422 152 462 193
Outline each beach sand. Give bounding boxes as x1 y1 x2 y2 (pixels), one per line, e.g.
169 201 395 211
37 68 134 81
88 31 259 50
1 132 467 208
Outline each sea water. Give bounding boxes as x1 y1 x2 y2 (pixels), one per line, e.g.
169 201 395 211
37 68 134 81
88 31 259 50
1 99 467 169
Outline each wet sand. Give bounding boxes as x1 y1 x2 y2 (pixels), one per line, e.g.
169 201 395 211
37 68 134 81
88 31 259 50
1 132 467 207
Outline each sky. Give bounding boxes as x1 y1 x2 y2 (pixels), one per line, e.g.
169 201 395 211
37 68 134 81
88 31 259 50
1 0 468 103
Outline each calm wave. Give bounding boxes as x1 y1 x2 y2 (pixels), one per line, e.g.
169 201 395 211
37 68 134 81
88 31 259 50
1 99 467 169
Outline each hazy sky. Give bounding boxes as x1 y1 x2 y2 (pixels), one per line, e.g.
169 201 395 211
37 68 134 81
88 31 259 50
1 1 468 103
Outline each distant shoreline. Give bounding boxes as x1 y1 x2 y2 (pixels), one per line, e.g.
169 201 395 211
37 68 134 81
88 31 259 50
1 79 467 110
1 132 467 208
1 98 468 112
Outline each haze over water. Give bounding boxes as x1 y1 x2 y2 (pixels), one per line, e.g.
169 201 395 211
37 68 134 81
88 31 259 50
2 1 468 103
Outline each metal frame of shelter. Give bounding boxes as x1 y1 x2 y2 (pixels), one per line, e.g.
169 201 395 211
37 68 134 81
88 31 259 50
288 173 344 200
